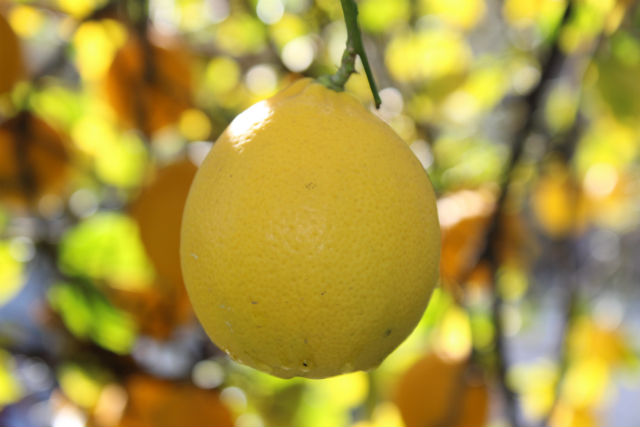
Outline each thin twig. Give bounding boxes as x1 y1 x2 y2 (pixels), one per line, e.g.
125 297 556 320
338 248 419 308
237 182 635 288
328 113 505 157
538 11 623 420
318 0 381 108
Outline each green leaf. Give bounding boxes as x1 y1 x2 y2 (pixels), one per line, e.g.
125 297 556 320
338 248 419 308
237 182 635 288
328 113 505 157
432 136 507 189
58 212 154 290
48 281 137 354
359 0 410 34
29 85 85 131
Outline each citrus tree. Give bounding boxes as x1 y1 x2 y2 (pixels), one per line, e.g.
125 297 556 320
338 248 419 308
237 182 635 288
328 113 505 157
1 0 640 426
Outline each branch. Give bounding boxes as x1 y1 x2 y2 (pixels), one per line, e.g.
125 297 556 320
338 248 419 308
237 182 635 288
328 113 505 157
459 4 575 426
538 32 607 426
318 0 381 108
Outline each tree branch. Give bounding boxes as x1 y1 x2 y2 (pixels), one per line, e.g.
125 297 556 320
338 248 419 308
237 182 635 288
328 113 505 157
318 0 381 108
458 3 574 426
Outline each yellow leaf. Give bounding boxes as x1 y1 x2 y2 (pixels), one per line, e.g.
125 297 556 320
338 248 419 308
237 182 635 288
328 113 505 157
0 241 24 306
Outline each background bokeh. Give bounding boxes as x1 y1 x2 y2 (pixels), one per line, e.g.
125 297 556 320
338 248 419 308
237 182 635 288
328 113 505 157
1 0 640 426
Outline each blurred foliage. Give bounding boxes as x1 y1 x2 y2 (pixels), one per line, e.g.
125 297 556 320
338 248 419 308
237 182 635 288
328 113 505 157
59 212 154 288
48 280 137 353
1 0 640 426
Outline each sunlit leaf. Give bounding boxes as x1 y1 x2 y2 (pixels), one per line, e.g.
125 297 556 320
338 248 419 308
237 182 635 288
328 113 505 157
432 305 473 361
315 371 368 409
58 212 154 289
0 208 8 233
503 0 567 39
355 402 404 427
203 56 241 97
549 403 599 427
596 50 640 121
610 31 640 67
545 83 579 133
509 359 558 419
445 58 509 122
0 240 25 306
8 5 45 38
57 0 108 19
583 171 640 231
0 350 22 409
497 264 529 301
531 161 579 237
419 0 486 30
568 317 629 366
432 137 506 189
73 20 127 82
72 114 147 187
575 116 636 174
313 0 342 18
48 281 137 353
269 13 309 50
57 362 110 409
215 13 267 55
560 0 613 53
298 373 367 427
179 109 212 141
177 0 215 31
359 0 410 34
386 27 471 84
30 85 85 131
561 357 610 408
469 307 494 352
97 132 148 187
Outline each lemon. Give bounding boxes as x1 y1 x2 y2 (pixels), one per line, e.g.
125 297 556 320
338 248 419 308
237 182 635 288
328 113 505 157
180 78 440 379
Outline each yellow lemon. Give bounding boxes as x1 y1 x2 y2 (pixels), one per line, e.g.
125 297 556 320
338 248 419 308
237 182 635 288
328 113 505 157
180 78 440 378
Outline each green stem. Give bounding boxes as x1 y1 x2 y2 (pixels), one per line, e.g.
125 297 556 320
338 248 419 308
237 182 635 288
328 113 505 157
318 0 381 108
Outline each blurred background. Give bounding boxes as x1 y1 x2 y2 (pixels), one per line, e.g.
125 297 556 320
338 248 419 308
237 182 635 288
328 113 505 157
1 0 640 426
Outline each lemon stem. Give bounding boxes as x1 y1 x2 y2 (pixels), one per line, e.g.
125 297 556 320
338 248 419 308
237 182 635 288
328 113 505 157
318 0 381 109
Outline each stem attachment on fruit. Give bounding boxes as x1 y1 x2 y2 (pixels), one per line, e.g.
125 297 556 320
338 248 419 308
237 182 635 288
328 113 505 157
318 0 381 109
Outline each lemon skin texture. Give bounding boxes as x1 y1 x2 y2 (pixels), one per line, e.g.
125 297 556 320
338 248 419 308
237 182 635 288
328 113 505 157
180 78 440 379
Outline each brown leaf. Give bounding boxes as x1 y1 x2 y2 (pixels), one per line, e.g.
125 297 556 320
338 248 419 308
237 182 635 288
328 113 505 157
104 35 192 135
114 159 198 339
0 14 25 95
393 352 489 427
0 112 70 208
116 375 234 427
